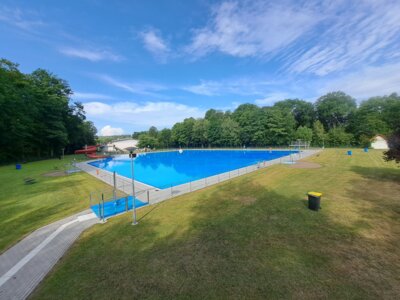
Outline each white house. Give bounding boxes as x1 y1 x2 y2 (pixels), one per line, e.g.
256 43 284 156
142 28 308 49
370 135 389 150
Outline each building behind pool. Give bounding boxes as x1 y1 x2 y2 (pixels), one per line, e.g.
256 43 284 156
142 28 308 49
370 135 389 150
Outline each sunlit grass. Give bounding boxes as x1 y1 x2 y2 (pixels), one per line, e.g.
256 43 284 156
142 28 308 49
0 155 110 253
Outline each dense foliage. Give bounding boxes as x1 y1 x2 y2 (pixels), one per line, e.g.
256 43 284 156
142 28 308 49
137 92 400 149
0 59 97 163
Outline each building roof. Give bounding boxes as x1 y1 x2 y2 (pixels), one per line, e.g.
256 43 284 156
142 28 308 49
370 134 387 141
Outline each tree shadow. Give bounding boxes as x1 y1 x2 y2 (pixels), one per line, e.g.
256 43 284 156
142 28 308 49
350 166 400 183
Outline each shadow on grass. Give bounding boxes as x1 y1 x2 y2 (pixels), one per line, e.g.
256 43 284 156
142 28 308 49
350 166 400 183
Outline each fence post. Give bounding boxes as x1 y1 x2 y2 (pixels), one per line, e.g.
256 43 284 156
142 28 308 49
147 190 150 203
101 193 105 223
113 171 117 201
189 181 192 192
98 200 101 219
125 196 128 211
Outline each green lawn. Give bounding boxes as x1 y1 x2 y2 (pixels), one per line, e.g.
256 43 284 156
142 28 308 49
30 149 400 299
0 155 110 253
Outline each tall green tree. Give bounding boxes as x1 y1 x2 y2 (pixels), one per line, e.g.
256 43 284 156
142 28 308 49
158 128 172 148
0 58 97 163
312 120 326 147
315 91 357 130
232 104 264 146
220 118 240 147
274 99 315 128
327 127 354 146
192 119 209 147
137 134 159 148
295 126 313 142
205 109 224 146
263 108 295 146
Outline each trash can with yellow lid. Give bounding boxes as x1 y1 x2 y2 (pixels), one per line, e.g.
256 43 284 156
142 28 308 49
308 192 322 211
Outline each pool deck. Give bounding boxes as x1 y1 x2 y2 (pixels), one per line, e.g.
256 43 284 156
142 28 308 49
77 149 321 207
0 211 98 300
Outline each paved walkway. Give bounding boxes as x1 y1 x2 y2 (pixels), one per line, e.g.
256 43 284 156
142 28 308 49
0 210 99 300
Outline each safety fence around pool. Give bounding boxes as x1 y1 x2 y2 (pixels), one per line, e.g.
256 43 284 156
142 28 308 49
76 149 320 218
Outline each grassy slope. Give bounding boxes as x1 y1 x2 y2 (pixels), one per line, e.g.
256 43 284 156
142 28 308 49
32 149 400 299
0 156 110 253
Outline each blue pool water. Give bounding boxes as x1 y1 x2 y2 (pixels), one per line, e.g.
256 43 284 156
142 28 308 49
89 150 296 189
91 195 147 219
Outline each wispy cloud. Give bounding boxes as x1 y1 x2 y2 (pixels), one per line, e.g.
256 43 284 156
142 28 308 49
186 1 320 58
255 92 294 106
72 92 114 100
140 29 169 61
0 6 45 31
96 74 167 98
283 0 400 76
183 77 282 96
59 47 123 62
84 101 205 129
321 63 400 99
185 0 400 77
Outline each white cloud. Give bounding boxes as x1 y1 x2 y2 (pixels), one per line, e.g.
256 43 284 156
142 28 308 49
59 47 122 62
84 101 205 129
140 29 169 60
322 63 400 99
0 6 45 31
96 74 167 98
72 92 113 100
183 77 281 96
100 125 124 136
285 0 400 75
255 92 293 106
186 1 320 58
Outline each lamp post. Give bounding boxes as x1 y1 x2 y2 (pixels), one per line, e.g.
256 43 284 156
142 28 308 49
129 151 138 225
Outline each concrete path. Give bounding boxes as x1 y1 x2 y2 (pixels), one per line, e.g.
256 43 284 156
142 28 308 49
0 210 99 300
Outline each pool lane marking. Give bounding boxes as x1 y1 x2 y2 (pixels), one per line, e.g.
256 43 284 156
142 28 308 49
0 213 96 288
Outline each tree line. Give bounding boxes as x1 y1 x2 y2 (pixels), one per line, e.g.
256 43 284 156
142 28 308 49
135 92 400 152
0 59 97 163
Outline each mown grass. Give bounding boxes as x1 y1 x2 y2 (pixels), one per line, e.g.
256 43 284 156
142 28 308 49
0 155 110 253
29 149 400 299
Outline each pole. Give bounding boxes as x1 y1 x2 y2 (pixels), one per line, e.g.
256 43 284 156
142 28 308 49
101 193 105 223
113 171 117 201
130 153 138 225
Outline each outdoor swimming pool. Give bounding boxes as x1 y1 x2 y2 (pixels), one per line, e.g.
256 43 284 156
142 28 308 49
89 150 297 189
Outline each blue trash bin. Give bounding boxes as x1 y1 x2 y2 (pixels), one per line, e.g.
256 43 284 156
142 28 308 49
347 150 352 156
16 164 21 170
364 148 368 152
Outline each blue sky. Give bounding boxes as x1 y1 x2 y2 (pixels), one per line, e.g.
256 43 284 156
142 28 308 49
1 0 400 135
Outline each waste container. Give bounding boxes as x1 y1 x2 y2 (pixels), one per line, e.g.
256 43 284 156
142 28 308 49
308 192 322 211
347 150 352 156
364 148 368 152
16 164 21 170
